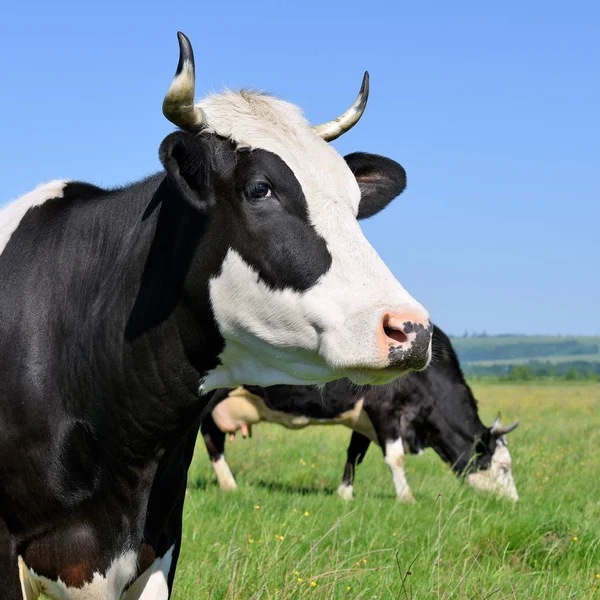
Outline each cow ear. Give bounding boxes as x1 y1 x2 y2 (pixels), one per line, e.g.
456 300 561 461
344 152 407 220
159 131 216 212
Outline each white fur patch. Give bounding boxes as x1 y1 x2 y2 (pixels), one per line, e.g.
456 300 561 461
467 439 519 501
337 483 354 501
0 180 68 258
384 438 414 503
205 251 333 390
213 456 238 492
19 550 137 600
122 546 174 600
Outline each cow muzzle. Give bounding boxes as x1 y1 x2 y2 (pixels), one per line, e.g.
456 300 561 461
380 313 433 371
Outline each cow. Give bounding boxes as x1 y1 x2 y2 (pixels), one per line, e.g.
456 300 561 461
0 33 432 599
202 325 519 502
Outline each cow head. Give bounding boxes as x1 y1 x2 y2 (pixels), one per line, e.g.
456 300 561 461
159 33 432 391
466 414 519 501
418 343 519 502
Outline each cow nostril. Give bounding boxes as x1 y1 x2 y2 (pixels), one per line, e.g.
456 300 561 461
382 313 432 370
383 314 411 345
384 326 408 344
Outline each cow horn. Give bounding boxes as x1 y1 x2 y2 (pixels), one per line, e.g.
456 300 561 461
312 72 370 142
490 413 519 437
490 412 502 430
163 32 206 131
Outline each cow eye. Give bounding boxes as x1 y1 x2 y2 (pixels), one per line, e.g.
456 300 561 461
246 181 272 199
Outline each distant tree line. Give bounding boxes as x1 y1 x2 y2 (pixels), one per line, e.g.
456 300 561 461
463 360 600 382
456 331 582 339
454 340 599 362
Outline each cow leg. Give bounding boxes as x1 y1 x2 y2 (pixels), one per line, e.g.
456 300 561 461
122 545 175 600
337 431 371 500
201 413 237 491
125 416 203 600
383 438 414 503
361 403 415 503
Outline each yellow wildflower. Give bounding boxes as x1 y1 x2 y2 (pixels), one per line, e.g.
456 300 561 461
297 578 303 583
294 571 300 576
254 505 260 510
311 581 317 587
573 536 579 541
304 511 310 517
299 458 307 466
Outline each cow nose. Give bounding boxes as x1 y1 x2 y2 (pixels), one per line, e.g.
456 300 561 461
381 313 432 370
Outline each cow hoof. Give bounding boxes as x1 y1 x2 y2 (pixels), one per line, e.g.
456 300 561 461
219 482 238 492
396 492 415 503
337 484 354 501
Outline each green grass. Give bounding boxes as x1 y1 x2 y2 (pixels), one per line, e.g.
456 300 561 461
172 384 600 599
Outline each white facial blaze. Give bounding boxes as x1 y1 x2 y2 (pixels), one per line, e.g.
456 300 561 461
467 439 519 501
200 91 429 390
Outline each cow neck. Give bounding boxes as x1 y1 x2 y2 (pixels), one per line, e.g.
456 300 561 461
428 382 488 469
105 175 226 460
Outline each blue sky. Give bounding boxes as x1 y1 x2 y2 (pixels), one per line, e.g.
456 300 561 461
0 1 598 335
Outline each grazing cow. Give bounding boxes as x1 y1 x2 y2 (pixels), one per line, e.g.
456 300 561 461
202 326 519 502
0 33 432 599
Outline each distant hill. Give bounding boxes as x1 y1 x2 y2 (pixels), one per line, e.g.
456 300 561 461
448 334 600 379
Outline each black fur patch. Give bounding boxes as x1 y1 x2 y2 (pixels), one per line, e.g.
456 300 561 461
344 152 407 220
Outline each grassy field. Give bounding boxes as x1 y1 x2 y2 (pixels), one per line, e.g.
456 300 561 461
172 384 600 599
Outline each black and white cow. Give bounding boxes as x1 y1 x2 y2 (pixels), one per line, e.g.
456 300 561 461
202 326 519 502
0 33 432 599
